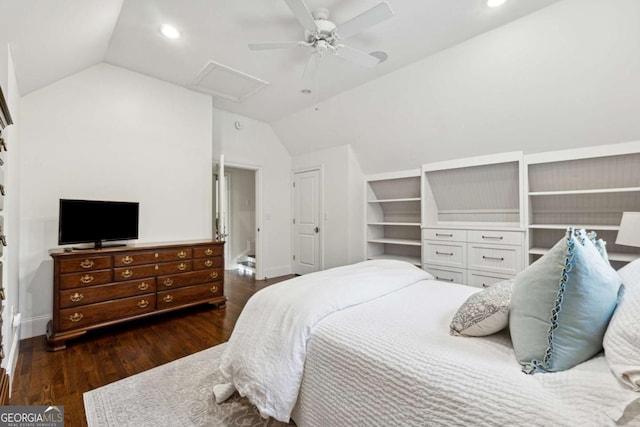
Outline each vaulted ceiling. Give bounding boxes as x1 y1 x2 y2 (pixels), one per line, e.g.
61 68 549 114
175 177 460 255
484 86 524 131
1 0 560 123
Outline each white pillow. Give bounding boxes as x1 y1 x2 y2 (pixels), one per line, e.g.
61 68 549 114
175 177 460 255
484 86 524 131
450 279 513 337
604 258 640 391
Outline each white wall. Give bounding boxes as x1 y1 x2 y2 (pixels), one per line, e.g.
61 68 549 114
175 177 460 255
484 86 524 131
19 63 213 338
292 145 365 269
227 167 255 263
213 108 292 279
273 0 640 174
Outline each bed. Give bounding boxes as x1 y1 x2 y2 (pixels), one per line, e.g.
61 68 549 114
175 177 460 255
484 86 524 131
215 259 640 426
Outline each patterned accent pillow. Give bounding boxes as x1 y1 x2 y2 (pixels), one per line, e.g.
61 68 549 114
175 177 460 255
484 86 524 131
450 279 514 337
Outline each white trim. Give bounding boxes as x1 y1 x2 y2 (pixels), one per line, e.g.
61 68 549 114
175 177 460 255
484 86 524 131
524 140 640 164
292 166 324 274
365 168 420 181
19 314 51 340
6 316 20 397
422 151 523 172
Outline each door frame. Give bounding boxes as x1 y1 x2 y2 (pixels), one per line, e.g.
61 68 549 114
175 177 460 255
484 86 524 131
291 166 324 274
214 161 264 280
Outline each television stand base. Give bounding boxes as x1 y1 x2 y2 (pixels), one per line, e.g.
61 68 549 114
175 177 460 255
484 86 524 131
71 243 127 251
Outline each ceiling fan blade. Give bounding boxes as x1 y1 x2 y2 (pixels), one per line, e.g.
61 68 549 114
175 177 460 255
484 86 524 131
284 0 319 32
334 2 394 40
334 45 380 68
248 41 308 50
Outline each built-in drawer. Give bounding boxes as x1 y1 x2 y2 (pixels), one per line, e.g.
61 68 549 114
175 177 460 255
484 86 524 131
423 242 466 268
59 278 157 308
58 294 156 330
157 282 224 309
467 243 522 275
193 257 224 270
59 256 112 274
113 248 192 267
424 264 465 285
157 268 223 290
193 245 223 258
466 270 514 289
59 270 112 290
113 260 193 281
422 228 467 243
467 230 523 246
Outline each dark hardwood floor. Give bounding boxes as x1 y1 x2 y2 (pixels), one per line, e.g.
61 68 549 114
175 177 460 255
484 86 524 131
10 270 293 427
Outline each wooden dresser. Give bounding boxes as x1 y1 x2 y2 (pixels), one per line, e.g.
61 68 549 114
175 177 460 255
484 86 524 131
47 240 225 351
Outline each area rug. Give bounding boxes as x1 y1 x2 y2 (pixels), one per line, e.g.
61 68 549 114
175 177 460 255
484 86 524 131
83 343 293 426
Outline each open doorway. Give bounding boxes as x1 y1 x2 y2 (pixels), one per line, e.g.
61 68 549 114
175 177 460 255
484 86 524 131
214 164 262 278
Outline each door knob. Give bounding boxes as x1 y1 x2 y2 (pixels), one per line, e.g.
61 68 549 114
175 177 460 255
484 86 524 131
314 227 319 233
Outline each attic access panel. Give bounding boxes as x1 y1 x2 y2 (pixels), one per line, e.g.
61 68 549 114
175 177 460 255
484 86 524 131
191 60 269 102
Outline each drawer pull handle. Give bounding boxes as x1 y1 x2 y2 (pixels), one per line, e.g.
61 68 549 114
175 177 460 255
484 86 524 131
69 313 83 322
210 271 219 279
137 299 149 308
80 259 94 269
163 278 174 287
155 265 159 271
163 295 174 303
481 235 503 240
204 259 213 267
205 248 214 256
121 269 133 278
177 262 187 271
436 276 455 282
122 255 134 265
482 283 489 288
70 292 84 302
482 255 505 261
0 287 5 300
435 233 453 237
138 282 149 291
0 345 4 360
435 251 454 256
210 285 219 294
0 235 7 246
155 253 159 258
80 274 94 284
177 251 187 258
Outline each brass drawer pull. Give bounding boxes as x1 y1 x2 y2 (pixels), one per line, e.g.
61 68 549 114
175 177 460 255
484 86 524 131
80 259 94 269
435 251 454 256
163 278 174 287
138 282 149 291
69 313 83 322
154 253 159 258
210 285 218 294
205 248 213 256
481 235 503 240
177 262 187 271
435 276 455 282
163 295 174 303
80 274 94 284
482 255 505 261
121 269 133 278
177 250 187 259
435 233 453 237
70 292 84 302
137 299 149 308
154 265 159 271
210 271 218 279
122 255 133 265
204 259 213 267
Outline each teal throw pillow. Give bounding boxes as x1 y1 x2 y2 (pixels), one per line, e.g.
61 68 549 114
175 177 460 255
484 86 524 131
510 228 621 374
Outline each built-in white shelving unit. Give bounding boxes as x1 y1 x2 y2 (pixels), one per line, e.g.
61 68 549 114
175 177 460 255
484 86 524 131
525 141 640 269
366 170 422 266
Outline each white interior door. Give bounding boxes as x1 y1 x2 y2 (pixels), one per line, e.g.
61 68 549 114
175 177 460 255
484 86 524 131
293 169 321 275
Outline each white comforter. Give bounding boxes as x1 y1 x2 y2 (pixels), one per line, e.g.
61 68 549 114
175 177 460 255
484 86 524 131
216 260 431 422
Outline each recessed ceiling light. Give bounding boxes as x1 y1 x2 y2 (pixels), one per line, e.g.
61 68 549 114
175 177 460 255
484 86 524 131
160 24 181 39
487 0 507 7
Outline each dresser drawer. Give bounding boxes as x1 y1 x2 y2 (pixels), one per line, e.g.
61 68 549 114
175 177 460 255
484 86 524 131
113 261 193 281
59 270 112 290
193 245 223 258
467 230 523 246
423 242 466 268
193 257 223 270
113 248 192 267
422 228 467 243
58 294 156 330
424 264 465 285
467 244 522 275
59 278 157 308
157 282 223 309
466 270 514 289
59 256 112 273
157 268 223 290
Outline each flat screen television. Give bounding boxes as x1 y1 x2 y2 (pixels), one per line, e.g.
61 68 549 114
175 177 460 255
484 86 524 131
58 199 139 249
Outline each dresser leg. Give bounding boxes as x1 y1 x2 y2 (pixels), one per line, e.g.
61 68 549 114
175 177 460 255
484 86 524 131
46 320 87 351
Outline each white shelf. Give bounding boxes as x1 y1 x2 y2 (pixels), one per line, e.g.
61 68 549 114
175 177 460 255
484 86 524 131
367 254 421 266
528 224 620 231
529 247 639 262
529 187 640 196
368 222 421 226
368 198 420 203
368 238 421 246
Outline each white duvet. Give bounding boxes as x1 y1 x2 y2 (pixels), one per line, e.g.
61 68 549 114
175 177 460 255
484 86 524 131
215 259 431 422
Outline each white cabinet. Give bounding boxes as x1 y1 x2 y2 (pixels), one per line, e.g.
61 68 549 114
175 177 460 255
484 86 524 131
525 141 640 269
366 170 421 266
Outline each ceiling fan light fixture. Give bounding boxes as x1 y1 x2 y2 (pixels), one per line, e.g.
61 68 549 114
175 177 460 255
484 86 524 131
160 24 181 39
486 0 507 8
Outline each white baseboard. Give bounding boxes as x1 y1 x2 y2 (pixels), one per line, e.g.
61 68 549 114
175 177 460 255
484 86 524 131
20 314 51 340
263 265 291 279
6 315 21 397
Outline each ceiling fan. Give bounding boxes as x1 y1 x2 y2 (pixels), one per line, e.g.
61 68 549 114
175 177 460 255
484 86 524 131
249 0 394 68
